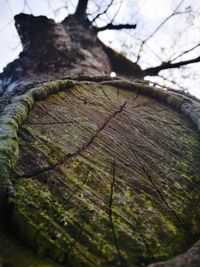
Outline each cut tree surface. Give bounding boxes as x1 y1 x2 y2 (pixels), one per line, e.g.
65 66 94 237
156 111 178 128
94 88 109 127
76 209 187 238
0 78 200 267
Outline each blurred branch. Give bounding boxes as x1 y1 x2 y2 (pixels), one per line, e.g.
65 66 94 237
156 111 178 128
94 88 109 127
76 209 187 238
92 0 129 33
22 0 32 13
74 0 88 18
92 0 114 22
95 22 136 32
143 55 200 76
110 0 123 23
136 0 186 63
9 41 21 51
170 43 200 62
157 74 188 91
0 18 13 33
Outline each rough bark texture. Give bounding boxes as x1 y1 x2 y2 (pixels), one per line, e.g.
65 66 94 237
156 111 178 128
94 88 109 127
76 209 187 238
0 9 200 267
0 14 143 94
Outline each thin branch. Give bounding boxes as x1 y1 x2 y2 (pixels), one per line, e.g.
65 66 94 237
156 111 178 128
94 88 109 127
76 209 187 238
157 74 188 91
7 0 14 16
22 0 32 13
0 18 13 33
74 0 89 18
143 55 200 76
10 41 21 51
92 0 114 22
87 0 103 17
136 0 186 63
95 22 136 32
170 43 200 62
110 0 123 23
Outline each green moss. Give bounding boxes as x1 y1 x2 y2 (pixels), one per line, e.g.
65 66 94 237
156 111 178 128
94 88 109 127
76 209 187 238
0 79 77 186
0 222 63 267
8 174 103 266
1 78 200 267
9 179 71 263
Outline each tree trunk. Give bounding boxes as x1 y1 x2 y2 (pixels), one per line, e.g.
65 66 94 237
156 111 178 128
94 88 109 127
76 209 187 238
0 12 200 267
0 13 143 94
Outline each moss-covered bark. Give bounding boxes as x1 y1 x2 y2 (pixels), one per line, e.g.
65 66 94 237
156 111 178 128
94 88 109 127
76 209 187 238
0 78 200 267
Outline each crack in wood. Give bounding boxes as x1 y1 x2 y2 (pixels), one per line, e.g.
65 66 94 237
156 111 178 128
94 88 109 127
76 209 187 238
24 120 83 126
128 145 187 230
108 156 126 267
14 101 127 179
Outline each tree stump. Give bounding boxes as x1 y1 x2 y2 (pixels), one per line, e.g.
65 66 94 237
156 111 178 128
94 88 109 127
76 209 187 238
0 78 200 267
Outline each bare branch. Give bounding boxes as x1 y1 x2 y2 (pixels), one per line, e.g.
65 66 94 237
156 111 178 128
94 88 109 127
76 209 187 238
95 22 136 32
92 0 114 22
74 0 88 18
144 77 185 92
22 0 32 13
0 18 13 33
110 0 123 23
170 43 200 62
157 74 188 91
136 0 186 63
143 55 200 76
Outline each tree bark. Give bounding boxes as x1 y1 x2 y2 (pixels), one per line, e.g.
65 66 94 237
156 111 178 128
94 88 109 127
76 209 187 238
0 13 143 94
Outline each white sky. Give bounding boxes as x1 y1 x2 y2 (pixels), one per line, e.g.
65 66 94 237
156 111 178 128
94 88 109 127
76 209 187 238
0 0 200 97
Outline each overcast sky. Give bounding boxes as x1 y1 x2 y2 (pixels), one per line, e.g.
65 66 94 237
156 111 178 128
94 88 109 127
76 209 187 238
0 0 200 97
